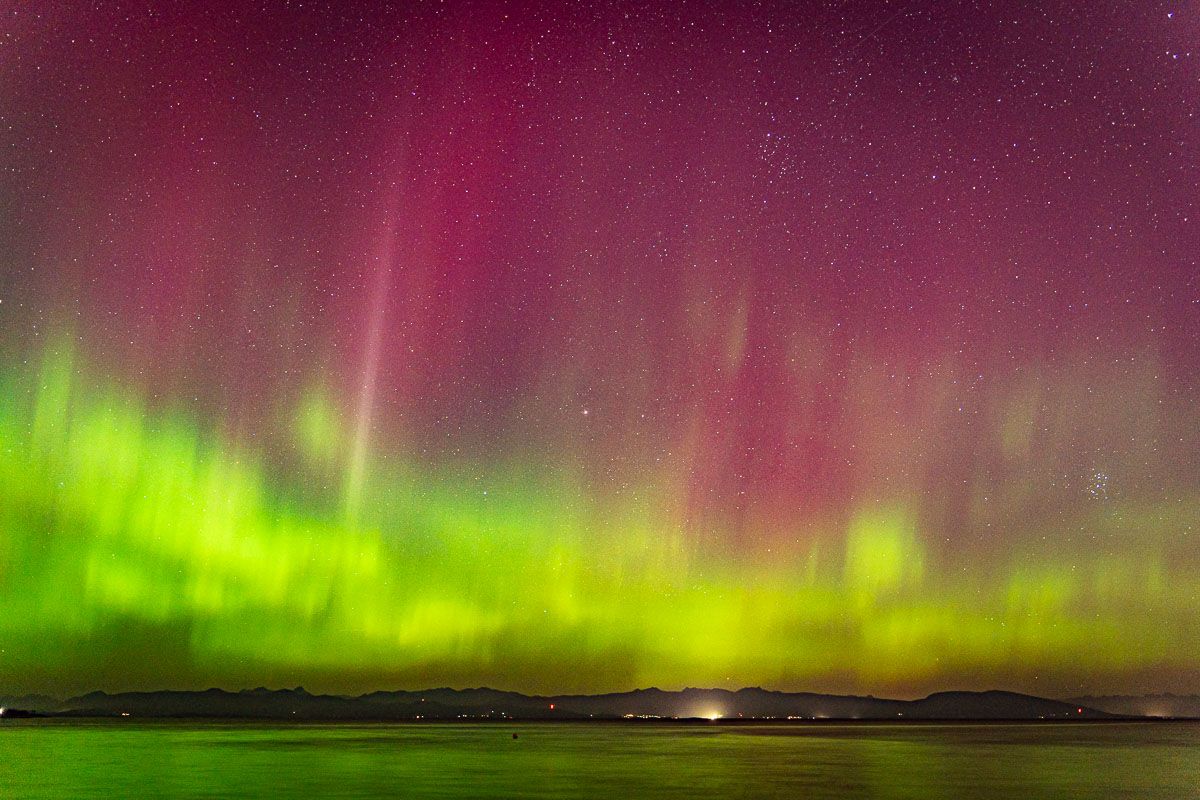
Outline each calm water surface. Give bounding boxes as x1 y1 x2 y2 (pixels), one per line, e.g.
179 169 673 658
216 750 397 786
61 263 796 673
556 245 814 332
2 720 1197 798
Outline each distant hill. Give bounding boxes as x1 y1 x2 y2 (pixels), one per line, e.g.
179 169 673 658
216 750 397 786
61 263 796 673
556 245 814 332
1069 695 1200 719
1 687 1126 721
0 694 57 710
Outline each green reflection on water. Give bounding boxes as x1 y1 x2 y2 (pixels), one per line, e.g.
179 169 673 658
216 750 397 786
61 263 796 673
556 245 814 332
1 722 1197 799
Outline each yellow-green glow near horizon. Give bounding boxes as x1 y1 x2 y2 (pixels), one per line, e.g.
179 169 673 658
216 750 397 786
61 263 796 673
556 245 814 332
0 340 1195 696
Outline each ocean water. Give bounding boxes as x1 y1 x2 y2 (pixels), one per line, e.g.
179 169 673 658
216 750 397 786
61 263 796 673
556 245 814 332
1 720 1197 798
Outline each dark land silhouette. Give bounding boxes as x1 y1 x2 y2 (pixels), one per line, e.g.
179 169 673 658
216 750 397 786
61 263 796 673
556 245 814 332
1069 694 1200 719
4 687 1188 721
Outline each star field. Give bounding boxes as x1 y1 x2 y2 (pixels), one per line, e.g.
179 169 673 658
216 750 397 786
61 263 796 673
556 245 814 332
0 0 1196 697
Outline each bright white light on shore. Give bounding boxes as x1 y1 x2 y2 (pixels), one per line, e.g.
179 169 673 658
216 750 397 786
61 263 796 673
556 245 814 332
706 711 722 720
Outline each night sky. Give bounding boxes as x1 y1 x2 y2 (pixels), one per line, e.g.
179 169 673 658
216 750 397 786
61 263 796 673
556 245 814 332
1 1 1197 698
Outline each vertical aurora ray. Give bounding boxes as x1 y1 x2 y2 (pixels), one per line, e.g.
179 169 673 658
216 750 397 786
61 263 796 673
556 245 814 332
345 234 393 524
0 1 1196 697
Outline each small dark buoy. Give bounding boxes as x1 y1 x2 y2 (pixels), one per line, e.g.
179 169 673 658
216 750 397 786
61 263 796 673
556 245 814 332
512 733 519 739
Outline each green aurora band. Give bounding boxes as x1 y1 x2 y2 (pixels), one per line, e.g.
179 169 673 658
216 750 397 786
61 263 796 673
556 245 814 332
0 337 1195 696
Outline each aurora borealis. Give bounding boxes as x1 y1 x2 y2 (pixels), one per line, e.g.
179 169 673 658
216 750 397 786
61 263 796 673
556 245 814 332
0 1 1197 699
